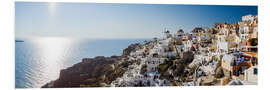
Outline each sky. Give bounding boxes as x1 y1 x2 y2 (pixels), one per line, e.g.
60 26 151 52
15 2 258 39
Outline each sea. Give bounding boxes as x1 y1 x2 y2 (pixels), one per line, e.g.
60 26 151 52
15 37 149 88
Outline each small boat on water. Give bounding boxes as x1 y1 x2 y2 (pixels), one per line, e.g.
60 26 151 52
15 40 24 42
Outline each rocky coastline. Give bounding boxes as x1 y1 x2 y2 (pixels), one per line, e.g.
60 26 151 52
42 43 141 88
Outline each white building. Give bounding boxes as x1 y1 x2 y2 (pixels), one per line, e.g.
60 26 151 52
244 65 257 84
217 41 229 55
239 24 249 41
149 38 173 57
146 57 165 72
217 31 226 41
183 40 192 51
219 28 230 36
251 26 258 38
164 30 172 39
222 54 234 77
130 50 144 57
242 14 257 22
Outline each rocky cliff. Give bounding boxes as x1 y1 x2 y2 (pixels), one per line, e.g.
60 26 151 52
42 44 141 88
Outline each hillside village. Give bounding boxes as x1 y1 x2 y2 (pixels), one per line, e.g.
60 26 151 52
42 14 258 88
109 14 258 86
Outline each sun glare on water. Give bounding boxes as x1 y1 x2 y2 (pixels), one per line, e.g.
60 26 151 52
32 37 75 86
48 2 57 17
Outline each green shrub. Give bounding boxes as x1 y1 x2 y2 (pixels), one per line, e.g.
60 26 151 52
249 38 258 46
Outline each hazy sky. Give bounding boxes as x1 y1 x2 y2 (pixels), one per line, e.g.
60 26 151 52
15 2 257 39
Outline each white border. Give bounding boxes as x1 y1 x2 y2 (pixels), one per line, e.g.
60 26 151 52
15 0 259 6
2 0 269 90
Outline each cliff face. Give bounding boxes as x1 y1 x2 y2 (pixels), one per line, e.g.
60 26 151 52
42 44 141 88
42 56 119 88
122 43 141 56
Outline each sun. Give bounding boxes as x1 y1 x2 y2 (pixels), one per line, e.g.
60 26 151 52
48 2 57 16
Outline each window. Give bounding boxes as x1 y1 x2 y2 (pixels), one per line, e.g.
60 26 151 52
254 68 258 75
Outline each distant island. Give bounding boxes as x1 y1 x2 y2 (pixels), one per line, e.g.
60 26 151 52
42 14 258 87
15 40 24 42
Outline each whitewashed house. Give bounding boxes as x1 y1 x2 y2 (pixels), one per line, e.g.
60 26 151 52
183 40 192 51
239 23 249 41
242 14 257 22
222 54 234 77
251 26 258 38
244 65 257 84
146 57 165 72
164 30 172 39
217 41 229 55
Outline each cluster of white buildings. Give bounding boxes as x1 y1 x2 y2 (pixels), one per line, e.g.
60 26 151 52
111 41 170 86
110 14 258 86
185 14 258 85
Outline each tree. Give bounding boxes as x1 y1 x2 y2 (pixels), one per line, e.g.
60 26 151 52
249 38 258 46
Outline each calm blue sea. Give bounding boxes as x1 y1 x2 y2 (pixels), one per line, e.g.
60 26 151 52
15 37 148 88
